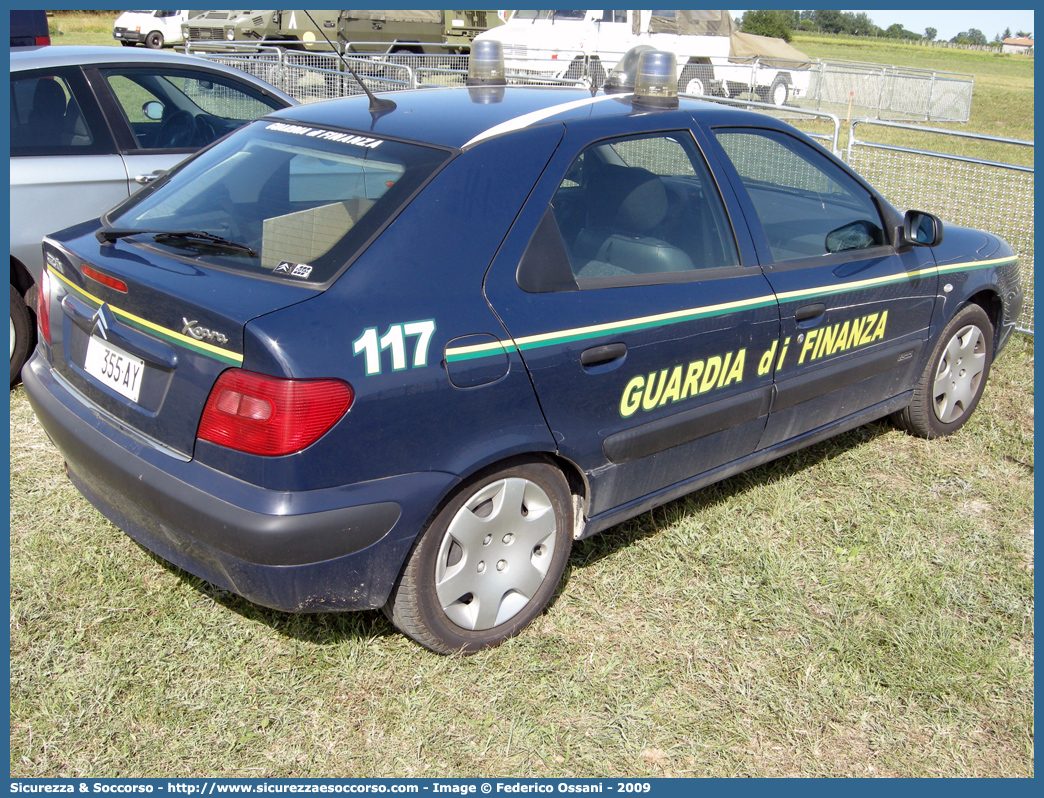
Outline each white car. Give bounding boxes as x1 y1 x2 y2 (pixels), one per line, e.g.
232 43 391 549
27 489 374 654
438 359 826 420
9 46 296 385
113 10 201 49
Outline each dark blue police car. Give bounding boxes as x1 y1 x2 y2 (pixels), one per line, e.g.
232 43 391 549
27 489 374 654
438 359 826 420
24 48 1023 653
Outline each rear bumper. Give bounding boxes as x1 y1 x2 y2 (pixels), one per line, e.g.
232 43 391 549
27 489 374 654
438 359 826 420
23 354 458 613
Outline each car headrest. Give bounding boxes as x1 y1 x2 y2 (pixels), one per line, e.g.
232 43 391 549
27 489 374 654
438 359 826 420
31 78 68 120
589 164 669 234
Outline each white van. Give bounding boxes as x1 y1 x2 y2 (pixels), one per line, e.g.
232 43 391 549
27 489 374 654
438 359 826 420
113 10 203 49
475 10 811 106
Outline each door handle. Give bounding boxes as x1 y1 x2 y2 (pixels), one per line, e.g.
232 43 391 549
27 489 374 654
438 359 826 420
134 170 166 186
795 303 826 327
580 342 627 367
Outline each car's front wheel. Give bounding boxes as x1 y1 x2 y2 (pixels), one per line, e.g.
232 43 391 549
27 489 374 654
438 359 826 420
10 284 34 387
385 461 573 654
894 303 994 438
145 30 164 49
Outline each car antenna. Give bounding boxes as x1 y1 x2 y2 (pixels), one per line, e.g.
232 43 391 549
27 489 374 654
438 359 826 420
302 10 396 121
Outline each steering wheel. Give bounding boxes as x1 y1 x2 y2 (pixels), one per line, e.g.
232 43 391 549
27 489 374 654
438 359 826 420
194 115 219 147
153 110 195 149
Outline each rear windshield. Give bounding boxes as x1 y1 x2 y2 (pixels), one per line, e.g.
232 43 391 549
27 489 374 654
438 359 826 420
108 120 450 284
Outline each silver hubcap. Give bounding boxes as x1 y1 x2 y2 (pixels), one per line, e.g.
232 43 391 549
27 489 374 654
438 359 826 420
10 312 16 361
435 477 557 631
773 82 787 105
933 324 986 424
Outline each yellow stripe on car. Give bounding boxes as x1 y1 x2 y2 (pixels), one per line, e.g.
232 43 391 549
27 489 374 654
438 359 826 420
49 269 244 366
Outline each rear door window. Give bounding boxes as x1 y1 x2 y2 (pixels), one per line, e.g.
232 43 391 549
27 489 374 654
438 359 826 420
10 69 112 156
550 132 740 283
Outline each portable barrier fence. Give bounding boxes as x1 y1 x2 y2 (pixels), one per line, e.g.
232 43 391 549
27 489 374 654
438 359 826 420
190 45 974 122
847 121 1034 335
193 48 1030 334
680 93 841 153
803 60 974 123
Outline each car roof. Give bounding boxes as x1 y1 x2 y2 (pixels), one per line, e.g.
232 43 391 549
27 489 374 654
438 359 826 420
269 85 783 151
9 45 296 104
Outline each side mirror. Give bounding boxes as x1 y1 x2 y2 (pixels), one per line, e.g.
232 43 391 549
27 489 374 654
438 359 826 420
142 100 165 120
897 209 943 248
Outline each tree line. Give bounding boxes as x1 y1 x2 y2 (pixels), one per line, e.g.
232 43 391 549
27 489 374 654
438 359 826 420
737 10 1031 46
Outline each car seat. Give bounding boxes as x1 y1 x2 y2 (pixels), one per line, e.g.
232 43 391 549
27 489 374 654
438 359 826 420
27 77 69 148
572 164 693 279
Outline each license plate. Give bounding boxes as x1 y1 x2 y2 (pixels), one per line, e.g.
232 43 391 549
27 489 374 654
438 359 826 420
84 336 145 403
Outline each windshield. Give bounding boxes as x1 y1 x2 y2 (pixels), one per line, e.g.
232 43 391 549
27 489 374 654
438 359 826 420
108 120 449 284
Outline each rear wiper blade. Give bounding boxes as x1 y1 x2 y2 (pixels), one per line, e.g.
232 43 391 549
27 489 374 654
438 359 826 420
96 227 258 256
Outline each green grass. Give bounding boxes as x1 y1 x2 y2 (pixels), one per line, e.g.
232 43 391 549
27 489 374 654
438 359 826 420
12 14 1034 779
9 336 1034 777
47 10 126 48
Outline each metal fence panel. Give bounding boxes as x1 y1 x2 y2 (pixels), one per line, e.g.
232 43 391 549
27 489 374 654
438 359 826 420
683 93 841 153
803 60 973 122
848 122 1033 334
927 75 975 123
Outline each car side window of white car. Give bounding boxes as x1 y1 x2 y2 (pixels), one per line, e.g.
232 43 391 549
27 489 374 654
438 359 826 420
10 73 94 151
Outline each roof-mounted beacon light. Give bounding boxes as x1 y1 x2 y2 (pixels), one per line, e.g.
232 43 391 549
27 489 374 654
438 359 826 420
633 50 678 109
603 44 656 94
467 39 507 86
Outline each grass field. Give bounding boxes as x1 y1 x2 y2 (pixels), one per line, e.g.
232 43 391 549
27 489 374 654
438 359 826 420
9 336 1034 777
11 14 1035 778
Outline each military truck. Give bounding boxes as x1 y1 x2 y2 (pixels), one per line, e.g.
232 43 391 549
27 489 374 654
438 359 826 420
183 9 502 54
339 10 502 54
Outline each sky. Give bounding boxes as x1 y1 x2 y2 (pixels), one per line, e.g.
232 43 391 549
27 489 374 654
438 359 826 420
730 9 1034 42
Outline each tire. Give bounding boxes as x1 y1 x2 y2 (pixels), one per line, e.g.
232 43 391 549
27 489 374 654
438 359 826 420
10 284 34 388
679 64 714 96
145 31 164 49
768 76 789 106
893 304 993 438
385 461 573 654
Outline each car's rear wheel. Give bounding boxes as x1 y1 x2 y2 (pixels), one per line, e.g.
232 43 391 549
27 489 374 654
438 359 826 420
894 303 993 438
769 76 790 106
10 284 34 387
680 64 713 96
145 31 164 49
385 461 573 654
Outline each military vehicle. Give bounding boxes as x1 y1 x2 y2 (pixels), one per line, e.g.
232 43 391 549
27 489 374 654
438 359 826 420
183 9 502 54
475 10 811 105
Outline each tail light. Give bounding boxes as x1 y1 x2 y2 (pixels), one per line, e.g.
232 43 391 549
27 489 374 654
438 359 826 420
37 267 51 346
197 369 353 456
